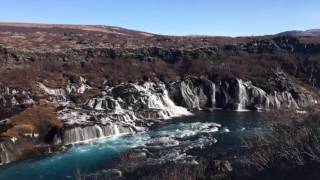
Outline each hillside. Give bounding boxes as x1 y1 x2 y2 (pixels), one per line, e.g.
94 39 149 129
0 23 319 88
0 23 320 166
277 29 320 37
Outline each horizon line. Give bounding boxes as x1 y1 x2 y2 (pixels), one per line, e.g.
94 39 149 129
0 21 319 38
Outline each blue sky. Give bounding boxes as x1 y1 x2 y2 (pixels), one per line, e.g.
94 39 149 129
0 0 319 36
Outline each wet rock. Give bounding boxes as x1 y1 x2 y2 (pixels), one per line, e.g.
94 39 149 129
0 140 22 165
169 77 216 110
214 160 233 172
101 169 123 179
0 86 34 119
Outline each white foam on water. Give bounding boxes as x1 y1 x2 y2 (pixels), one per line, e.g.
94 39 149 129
156 122 222 140
222 127 230 133
148 137 180 148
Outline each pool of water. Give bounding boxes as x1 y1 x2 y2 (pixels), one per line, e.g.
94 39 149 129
0 111 264 180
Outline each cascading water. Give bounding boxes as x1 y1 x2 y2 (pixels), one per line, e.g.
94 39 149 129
62 124 131 145
209 82 216 108
113 123 120 136
95 125 104 137
131 82 192 118
160 89 192 118
236 79 249 111
38 83 67 101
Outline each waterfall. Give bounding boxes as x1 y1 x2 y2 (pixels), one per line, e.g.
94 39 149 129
62 124 132 145
59 81 192 130
77 77 91 94
161 89 192 118
95 125 104 137
95 100 104 110
66 77 91 94
38 83 67 101
129 82 191 119
114 100 124 114
236 79 249 111
210 83 216 108
113 124 120 136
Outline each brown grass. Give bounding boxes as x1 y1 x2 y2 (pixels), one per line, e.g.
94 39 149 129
0 103 62 138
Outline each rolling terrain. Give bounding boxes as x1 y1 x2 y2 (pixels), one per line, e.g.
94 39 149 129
0 23 320 178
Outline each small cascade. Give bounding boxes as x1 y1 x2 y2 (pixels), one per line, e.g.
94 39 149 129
236 79 249 111
63 126 100 144
95 100 104 110
62 124 133 145
134 82 192 118
95 125 104 137
66 76 92 94
113 100 124 114
38 83 67 101
77 77 92 94
113 123 120 136
161 89 192 118
210 83 216 108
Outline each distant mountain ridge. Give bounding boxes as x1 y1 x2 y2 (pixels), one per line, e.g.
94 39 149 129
277 29 320 37
0 22 319 37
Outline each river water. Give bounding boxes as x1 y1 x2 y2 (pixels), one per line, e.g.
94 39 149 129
0 111 264 180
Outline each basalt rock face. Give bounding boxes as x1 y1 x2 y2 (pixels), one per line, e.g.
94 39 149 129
168 77 317 111
0 86 35 164
0 86 34 119
0 140 21 165
1 27 320 90
168 78 216 110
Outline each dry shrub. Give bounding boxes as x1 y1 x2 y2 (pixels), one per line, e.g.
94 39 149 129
233 107 320 179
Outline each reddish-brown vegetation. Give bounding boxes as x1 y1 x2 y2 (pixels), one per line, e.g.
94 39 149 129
0 103 61 138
